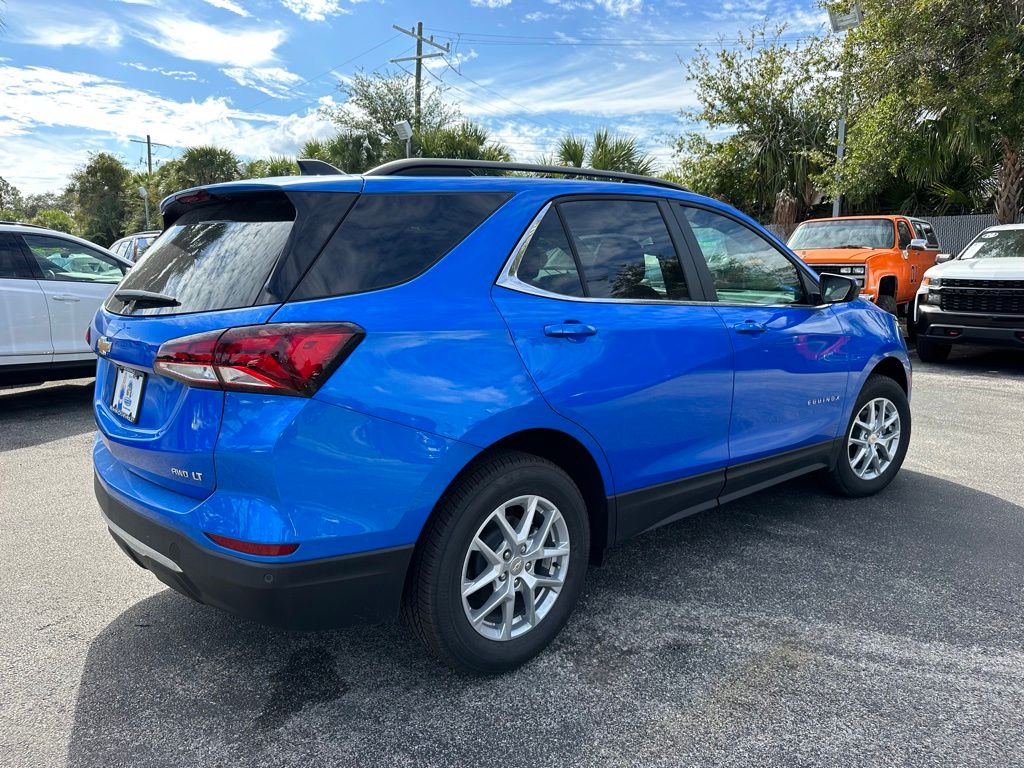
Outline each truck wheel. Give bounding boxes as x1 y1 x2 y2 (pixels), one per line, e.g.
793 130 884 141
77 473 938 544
876 294 898 315
403 450 589 674
915 335 951 363
826 375 910 498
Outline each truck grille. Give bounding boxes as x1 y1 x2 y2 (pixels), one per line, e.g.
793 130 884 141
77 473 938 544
808 264 850 276
940 280 1024 315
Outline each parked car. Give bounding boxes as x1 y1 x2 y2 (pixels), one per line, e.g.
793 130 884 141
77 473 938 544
1 222 131 386
910 223 1024 362
109 231 161 263
90 160 912 673
788 215 941 315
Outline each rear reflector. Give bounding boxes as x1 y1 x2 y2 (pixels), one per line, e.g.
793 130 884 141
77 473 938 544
205 532 299 557
154 322 363 397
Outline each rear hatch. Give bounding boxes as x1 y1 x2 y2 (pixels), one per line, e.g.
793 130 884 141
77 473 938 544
93 184 358 498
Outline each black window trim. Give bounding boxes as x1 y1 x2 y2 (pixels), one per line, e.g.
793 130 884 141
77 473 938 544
0 232 37 281
496 193 711 305
671 201 828 309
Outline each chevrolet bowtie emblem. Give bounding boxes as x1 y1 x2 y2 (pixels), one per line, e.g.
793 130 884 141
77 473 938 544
97 337 112 356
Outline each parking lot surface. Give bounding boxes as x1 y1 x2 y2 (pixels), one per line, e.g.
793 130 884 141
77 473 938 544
2 348 1023 768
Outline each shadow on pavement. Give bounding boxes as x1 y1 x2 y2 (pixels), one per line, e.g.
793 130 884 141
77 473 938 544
0 380 96 451
68 469 1024 767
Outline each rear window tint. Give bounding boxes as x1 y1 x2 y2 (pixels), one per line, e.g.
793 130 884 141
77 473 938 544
292 192 510 300
106 197 295 316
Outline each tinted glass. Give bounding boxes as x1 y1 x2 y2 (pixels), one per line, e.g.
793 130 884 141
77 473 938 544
916 221 939 247
680 206 804 305
0 234 32 279
788 219 895 250
558 200 687 300
294 193 510 299
23 234 125 284
897 221 912 248
514 208 584 297
960 229 1024 260
108 198 294 316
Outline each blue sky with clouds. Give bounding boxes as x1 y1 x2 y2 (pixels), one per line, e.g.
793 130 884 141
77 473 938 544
1 0 827 193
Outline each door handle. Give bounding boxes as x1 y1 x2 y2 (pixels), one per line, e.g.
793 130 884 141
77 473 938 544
733 320 767 335
51 294 81 302
544 322 597 338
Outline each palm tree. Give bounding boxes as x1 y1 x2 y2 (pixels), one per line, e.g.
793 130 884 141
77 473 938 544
555 129 656 175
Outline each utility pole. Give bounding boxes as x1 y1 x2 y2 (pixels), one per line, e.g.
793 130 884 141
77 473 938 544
130 135 171 175
391 22 450 133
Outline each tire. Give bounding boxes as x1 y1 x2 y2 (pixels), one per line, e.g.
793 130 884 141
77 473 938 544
403 450 590 674
915 335 951 363
826 375 911 498
876 294 898 315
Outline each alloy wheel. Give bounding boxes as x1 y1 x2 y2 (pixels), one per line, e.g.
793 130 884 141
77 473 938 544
847 397 901 480
461 494 570 641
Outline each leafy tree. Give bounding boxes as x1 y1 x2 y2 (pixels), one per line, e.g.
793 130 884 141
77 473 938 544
832 0 1024 223
31 209 77 235
301 134 384 174
21 191 75 219
677 26 840 222
417 122 511 162
0 176 24 216
172 146 241 188
66 152 132 246
555 129 656 175
243 156 299 178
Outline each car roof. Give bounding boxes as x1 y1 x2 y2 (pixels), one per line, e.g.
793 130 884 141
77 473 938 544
983 223 1024 232
795 215 906 224
0 222 130 265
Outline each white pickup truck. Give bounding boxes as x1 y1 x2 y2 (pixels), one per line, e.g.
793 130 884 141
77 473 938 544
911 223 1024 362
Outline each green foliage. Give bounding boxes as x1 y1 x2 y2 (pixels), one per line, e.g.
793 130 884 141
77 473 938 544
31 209 77 235
244 156 300 178
555 129 656 175
678 25 840 220
171 146 242 188
301 134 384 173
417 122 511 162
66 152 132 246
0 177 24 214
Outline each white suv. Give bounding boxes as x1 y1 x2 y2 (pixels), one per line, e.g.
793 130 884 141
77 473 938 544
911 223 1024 362
0 222 132 385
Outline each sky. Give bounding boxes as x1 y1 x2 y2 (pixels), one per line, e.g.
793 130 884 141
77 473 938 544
1 0 827 195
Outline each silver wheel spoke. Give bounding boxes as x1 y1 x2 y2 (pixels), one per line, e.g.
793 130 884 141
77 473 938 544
493 510 518 548
470 586 509 626
517 495 539 541
471 536 502 566
462 565 500 598
541 545 570 559
847 397 901 480
520 583 537 626
500 594 515 640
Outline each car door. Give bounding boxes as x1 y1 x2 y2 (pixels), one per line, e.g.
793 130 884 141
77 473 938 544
0 232 52 367
20 233 127 361
492 197 734 539
911 219 941 281
673 204 851 499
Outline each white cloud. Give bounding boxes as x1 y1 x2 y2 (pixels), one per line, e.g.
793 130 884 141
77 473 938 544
222 66 304 98
123 62 201 82
594 0 642 15
12 19 122 49
471 0 513 7
132 16 286 68
0 65 336 192
202 0 252 17
279 0 351 21
524 11 553 21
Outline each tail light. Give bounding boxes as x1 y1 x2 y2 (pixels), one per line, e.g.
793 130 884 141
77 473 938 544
154 322 363 397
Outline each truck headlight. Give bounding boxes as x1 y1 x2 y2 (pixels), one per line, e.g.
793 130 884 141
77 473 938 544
839 266 867 276
923 276 941 287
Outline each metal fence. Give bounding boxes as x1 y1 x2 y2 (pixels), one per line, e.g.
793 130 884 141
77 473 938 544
768 213 1022 256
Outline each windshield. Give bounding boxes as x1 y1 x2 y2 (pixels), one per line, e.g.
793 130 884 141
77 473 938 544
959 229 1024 260
788 219 895 250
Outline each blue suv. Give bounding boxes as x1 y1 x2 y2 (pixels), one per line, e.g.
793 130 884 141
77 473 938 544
91 159 911 672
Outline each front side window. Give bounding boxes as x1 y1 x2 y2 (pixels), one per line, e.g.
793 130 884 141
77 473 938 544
22 234 125 284
680 206 804 305
788 219 896 250
514 208 584 297
897 221 912 249
558 200 688 300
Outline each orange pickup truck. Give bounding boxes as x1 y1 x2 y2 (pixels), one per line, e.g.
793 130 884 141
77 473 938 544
787 215 942 314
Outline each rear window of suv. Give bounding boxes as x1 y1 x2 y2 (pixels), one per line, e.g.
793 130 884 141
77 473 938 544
291 192 510 300
106 197 295 316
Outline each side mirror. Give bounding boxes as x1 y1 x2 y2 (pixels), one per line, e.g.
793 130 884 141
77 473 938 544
908 238 928 251
819 273 860 304
936 252 954 264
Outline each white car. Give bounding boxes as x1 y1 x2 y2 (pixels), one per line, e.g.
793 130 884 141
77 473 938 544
0 222 132 385
911 223 1024 362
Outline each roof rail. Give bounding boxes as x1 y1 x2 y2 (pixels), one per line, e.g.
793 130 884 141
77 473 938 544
363 158 689 192
0 220 47 229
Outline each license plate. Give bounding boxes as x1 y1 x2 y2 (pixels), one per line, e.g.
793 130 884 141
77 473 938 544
111 366 146 423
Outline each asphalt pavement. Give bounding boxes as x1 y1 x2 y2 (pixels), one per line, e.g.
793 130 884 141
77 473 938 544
2 346 1023 768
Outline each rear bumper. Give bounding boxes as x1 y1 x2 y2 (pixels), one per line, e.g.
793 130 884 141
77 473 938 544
914 304 1024 349
95 473 413 630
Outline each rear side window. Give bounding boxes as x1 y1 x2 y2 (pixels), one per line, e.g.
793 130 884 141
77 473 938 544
914 221 939 248
514 208 584 297
293 193 511 300
559 200 688 300
107 197 295 316
0 234 32 279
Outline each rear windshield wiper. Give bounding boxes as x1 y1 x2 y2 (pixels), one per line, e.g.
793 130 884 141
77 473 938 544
114 289 180 307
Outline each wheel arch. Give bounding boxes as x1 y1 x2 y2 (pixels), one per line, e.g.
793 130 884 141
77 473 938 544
877 273 898 298
869 354 909 393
